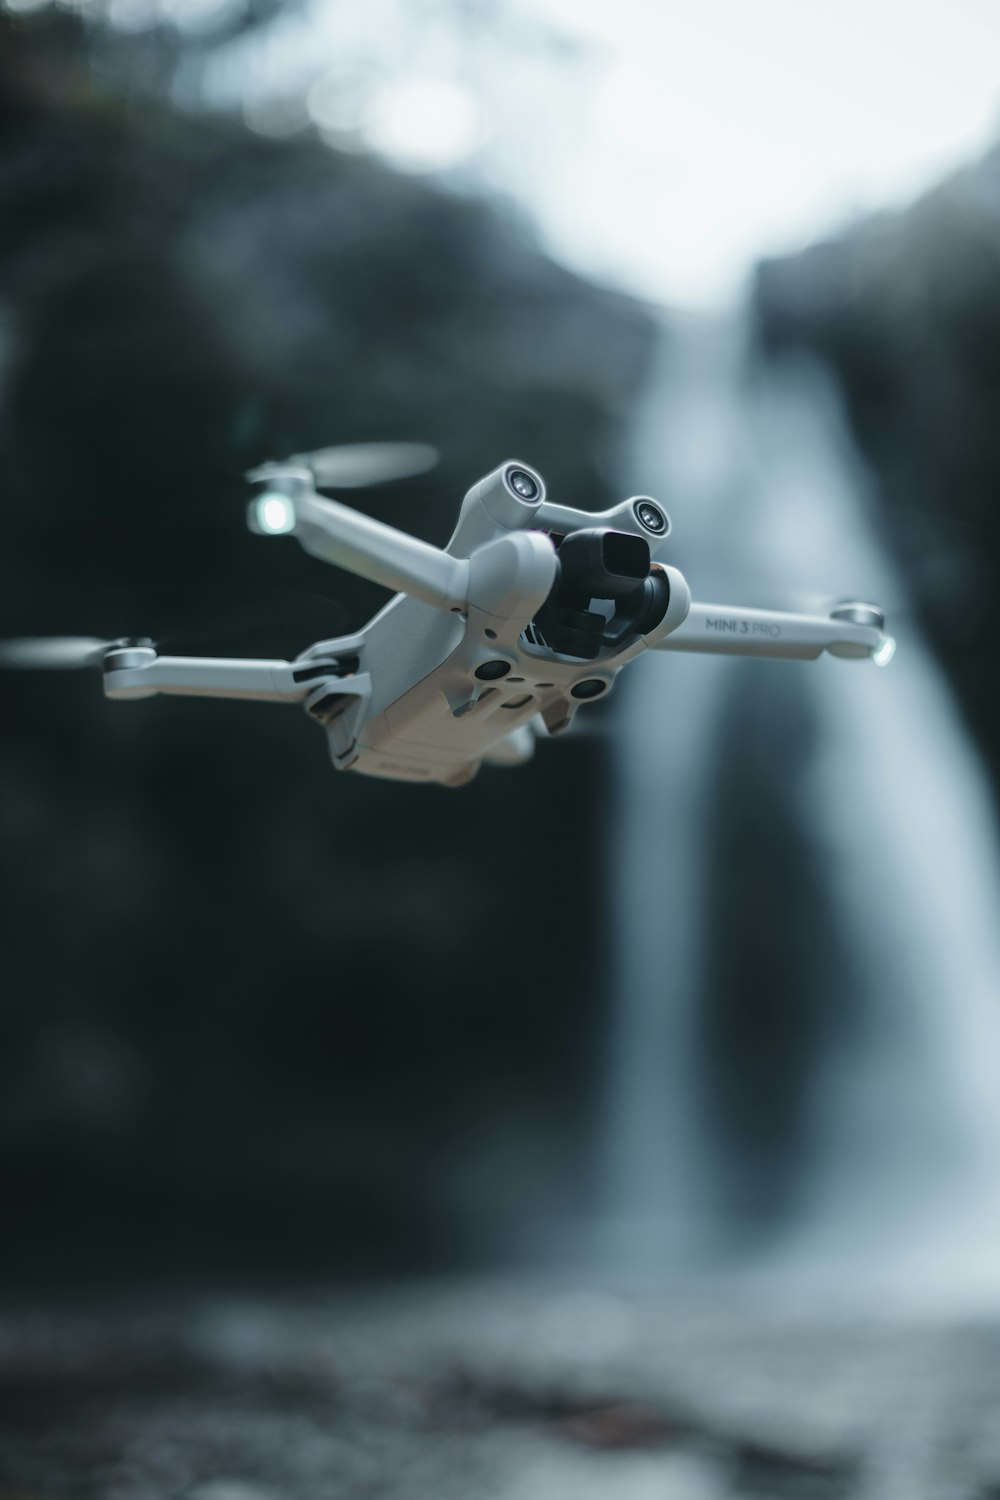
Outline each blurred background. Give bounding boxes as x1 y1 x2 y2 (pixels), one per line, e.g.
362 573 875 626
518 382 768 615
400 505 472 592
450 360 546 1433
2 2 1000 1496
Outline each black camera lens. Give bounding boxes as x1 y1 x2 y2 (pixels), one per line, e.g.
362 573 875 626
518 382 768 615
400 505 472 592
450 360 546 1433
571 678 608 700
507 467 540 502
475 659 512 680
633 499 667 535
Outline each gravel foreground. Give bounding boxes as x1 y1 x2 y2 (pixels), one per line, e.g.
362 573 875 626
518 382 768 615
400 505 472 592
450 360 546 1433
2 1276 1000 1500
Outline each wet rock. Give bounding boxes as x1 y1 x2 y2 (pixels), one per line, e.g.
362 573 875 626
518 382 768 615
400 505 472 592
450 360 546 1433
1 1280 998 1499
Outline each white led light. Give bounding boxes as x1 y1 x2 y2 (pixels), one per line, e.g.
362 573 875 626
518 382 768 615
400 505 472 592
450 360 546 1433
873 635 897 668
256 494 296 535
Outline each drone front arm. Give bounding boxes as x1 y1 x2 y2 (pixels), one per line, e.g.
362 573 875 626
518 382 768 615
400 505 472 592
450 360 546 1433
268 489 470 611
654 602 891 662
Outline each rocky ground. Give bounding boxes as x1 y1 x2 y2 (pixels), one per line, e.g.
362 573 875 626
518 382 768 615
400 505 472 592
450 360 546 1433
3 1275 1000 1500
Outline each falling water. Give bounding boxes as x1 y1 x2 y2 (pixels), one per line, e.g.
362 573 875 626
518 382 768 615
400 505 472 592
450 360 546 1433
595 314 751 1261
598 311 1000 1299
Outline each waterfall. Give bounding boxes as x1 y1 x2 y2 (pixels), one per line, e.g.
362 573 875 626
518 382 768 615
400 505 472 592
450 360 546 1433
597 310 1000 1297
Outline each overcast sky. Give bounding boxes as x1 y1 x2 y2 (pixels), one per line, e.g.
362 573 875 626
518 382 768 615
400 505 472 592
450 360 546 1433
513 0 1000 303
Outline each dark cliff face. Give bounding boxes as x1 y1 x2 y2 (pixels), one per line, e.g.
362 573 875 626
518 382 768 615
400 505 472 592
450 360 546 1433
753 141 1000 797
0 13 656 1282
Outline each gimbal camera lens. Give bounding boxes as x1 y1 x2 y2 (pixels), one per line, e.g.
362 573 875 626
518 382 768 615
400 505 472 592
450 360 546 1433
506 467 540 502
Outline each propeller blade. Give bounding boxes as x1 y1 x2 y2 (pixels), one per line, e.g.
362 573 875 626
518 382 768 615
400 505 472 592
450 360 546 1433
0 636 121 670
248 441 439 489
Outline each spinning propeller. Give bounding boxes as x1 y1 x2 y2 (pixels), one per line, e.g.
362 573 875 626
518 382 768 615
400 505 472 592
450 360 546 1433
247 441 439 489
0 637 149 670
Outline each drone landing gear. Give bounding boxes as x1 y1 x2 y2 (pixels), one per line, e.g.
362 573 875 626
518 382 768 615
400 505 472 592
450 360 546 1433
483 724 536 768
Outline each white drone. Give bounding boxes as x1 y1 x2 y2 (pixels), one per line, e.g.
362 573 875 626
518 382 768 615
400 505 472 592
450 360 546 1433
2 444 893 788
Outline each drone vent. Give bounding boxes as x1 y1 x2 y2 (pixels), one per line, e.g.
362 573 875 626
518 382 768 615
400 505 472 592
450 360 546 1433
308 692 353 725
293 654 361 684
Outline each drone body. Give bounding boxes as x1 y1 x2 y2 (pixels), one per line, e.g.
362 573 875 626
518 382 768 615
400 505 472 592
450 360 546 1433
91 458 893 788
3 450 892 788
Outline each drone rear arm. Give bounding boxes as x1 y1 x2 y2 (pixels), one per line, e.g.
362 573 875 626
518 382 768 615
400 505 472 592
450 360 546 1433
654 602 891 662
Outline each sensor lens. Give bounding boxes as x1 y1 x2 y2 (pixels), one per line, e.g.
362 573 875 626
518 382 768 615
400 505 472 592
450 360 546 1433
507 467 540 502
633 499 667 535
